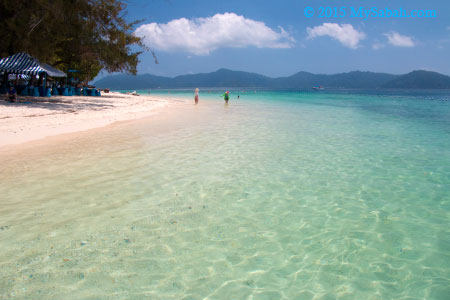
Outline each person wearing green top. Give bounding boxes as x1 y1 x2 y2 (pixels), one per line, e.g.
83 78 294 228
222 91 229 103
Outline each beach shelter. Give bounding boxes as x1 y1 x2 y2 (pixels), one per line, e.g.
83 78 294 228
0 53 66 94
0 52 66 77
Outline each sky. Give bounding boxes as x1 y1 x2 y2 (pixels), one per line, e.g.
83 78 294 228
98 0 450 79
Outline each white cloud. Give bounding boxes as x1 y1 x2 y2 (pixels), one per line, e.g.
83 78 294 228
372 42 385 50
306 23 366 49
135 13 294 55
383 32 415 47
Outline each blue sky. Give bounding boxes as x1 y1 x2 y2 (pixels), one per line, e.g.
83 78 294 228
100 0 450 78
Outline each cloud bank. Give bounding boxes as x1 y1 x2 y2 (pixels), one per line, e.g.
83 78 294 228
135 13 294 55
384 32 415 47
306 23 366 49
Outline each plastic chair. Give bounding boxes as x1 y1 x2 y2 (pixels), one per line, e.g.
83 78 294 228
33 87 40 97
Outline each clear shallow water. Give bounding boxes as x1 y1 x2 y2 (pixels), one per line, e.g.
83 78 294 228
0 90 449 299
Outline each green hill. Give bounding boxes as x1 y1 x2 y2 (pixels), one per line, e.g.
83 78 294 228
382 70 450 89
94 69 450 90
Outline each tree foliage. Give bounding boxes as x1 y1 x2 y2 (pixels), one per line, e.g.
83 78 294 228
0 0 145 82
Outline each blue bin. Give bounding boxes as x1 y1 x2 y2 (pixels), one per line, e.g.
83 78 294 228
82 88 88 96
52 87 59 96
45 88 51 97
75 88 81 96
33 87 40 97
21 88 28 96
63 87 69 96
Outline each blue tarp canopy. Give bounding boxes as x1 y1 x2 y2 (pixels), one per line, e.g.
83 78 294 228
0 53 66 77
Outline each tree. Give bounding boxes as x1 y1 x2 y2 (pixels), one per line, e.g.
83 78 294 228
0 0 146 82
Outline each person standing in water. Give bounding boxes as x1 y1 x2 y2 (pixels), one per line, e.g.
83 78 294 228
194 88 199 104
222 91 229 103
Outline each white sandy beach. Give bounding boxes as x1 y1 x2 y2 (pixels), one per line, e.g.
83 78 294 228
0 92 173 148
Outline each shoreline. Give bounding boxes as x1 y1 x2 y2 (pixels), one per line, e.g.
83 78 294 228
0 92 182 150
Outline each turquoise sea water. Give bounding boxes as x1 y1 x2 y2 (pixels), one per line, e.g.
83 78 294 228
0 90 449 299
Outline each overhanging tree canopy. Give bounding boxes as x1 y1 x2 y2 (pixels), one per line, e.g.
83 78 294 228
0 0 146 82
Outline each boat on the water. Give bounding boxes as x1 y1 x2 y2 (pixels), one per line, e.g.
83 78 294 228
312 86 324 90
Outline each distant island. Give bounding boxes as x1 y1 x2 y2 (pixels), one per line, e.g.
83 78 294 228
94 69 450 90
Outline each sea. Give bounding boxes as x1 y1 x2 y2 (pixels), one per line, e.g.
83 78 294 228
0 89 449 299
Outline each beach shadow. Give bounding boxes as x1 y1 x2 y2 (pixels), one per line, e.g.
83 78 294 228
0 97 115 112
